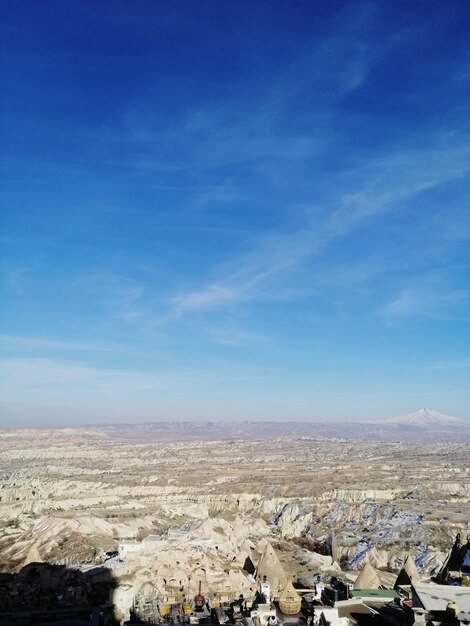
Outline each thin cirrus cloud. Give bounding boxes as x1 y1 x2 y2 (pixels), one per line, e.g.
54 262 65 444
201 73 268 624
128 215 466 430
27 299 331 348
169 138 470 319
382 263 470 320
326 141 470 234
0 334 113 352
169 228 317 317
125 28 377 173
383 286 470 319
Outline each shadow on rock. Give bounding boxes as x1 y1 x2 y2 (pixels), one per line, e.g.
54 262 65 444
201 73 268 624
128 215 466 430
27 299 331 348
0 561 119 625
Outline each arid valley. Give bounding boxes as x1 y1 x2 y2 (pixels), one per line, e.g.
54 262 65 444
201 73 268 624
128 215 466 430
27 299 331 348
2 432 469 575
1 412 469 622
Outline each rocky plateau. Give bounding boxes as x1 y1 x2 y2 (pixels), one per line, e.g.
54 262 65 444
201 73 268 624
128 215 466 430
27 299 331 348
1 418 469 598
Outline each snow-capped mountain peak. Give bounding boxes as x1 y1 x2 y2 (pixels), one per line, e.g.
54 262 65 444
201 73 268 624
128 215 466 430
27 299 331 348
385 407 463 426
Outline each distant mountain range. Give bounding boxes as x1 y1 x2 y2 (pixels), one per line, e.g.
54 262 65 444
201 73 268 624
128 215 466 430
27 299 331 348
91 408 470 443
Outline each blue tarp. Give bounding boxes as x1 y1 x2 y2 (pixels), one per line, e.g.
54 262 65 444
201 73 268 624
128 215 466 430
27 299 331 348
415 548 429 571
462 549 470 572
348 542 372 567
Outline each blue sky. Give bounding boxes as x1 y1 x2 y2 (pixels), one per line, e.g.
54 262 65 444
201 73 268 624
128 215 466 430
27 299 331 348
1 1 470 426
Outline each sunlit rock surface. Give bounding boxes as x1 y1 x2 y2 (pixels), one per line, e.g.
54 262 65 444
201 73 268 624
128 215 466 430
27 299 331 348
1 425 469 594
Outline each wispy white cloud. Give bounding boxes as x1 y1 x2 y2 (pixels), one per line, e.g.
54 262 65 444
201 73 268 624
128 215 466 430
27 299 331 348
327 142 470 234
169 227 319 316
0 334 113 352
118 15 381 185
170 139 470 319
198 325 269 348
383 286 470 319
